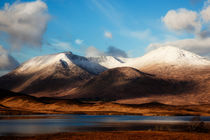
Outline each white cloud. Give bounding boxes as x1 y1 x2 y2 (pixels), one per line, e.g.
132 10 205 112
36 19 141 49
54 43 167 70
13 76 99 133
147 37 210 57
0 0 50 49
0 45 19 71
104 31 112 39
75 39 84 45
51 40 72 51
162 8 201 33
201 5 210 22
85 46 105 57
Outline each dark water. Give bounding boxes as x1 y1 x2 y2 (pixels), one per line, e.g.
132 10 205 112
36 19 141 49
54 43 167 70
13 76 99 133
0 115 210 136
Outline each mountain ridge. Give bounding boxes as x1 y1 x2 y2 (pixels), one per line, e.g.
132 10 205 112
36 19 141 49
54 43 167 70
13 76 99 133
0 46 210 103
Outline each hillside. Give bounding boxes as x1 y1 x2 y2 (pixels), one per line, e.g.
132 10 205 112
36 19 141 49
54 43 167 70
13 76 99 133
64 67 195 102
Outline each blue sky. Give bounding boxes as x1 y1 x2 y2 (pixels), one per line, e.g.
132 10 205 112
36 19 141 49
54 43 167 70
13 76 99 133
0 0 209 63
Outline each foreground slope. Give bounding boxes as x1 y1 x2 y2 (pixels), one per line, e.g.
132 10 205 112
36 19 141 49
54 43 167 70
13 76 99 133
1 89 210 116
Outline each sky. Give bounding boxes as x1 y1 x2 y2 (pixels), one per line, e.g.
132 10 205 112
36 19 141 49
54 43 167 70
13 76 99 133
0 0 210 75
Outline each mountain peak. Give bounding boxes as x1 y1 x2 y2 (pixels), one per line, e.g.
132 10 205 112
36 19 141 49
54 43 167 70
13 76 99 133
136 46 210 66
15 52 106 75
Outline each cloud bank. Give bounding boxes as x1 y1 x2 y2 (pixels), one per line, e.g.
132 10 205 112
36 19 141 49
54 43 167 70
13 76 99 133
0 46 19 71
162 8 201 33
0 0 50 49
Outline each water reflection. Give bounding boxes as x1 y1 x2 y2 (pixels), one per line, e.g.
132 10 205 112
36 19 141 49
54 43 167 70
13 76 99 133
0 115 209 136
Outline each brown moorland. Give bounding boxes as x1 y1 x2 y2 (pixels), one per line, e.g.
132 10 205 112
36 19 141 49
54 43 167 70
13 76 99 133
1 131 210 140
1 89 210 116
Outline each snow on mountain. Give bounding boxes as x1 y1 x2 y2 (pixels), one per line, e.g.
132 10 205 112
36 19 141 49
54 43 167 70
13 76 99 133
15 52 106 75
86 46 210 70
87 56 125 69
1 46 210 97
126 46 210 68
6 46 210 78
0 52 108 97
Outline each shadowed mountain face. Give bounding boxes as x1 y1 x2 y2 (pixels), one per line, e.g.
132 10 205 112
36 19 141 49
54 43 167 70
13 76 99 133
65 67 195 101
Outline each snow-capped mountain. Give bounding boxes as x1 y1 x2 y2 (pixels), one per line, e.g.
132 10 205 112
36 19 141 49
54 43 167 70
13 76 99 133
0 52 107 97
87 46 210 70
15 52 106 75
7 46 210 76
125 46 210 68
1 46 210 98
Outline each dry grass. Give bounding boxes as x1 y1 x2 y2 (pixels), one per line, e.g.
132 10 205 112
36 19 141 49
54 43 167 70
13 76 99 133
1 88 210 116
1 97 210 116
1 131 210 140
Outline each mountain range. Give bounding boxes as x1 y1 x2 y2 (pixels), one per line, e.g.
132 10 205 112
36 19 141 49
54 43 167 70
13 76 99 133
1 46 210 105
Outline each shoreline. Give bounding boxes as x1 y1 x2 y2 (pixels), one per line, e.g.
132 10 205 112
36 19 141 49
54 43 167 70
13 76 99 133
0 110 205 116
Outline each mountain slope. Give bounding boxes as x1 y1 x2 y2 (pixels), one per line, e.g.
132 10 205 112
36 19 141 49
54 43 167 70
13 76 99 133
64 67 195 101
0 52 107 97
